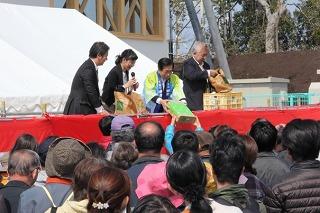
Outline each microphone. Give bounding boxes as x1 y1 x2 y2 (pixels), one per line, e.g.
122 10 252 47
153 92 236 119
131 72 136 91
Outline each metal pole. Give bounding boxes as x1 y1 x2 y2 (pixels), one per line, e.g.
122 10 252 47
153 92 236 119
169 0 174 62
202 0 232 79
184 0 212 67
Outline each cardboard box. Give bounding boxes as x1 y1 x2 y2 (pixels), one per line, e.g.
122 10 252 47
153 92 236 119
203 92 243 110
167 101 196 123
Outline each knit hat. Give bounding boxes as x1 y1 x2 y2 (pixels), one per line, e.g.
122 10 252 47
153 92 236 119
45 137 91 180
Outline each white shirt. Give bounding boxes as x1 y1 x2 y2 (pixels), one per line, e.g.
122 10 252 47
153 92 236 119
193 57 211 77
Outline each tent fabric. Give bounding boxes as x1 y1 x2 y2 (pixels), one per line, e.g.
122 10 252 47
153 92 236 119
0 3 157 114
1 106 320 152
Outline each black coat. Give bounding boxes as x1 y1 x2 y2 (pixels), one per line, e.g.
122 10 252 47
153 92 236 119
182 57 212 111
264 160 320 213
0 180 30 213
63 59 101 115
101 65 128 106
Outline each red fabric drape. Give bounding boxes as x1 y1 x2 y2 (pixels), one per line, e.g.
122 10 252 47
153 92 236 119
1 106 320 152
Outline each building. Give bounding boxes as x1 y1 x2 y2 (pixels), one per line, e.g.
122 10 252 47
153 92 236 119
0 0 169 62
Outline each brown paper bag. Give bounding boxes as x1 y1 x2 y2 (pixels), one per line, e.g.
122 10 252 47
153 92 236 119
114 91 147 115
209 68 232 93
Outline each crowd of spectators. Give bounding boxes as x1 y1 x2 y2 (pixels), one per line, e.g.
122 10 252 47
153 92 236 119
1 115 320 213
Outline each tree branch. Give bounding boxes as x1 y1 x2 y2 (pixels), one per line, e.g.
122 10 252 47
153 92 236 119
217 0 241 22
257 0 272 17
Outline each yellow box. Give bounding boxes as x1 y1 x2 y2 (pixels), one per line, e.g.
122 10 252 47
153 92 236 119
203 92 243 110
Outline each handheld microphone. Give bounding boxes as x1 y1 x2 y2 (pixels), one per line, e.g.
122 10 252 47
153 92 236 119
131 72 136 91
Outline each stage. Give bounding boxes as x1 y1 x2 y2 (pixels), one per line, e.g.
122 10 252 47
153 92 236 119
0 106 319 152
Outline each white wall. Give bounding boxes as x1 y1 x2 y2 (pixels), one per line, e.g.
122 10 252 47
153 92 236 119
121 38 169 63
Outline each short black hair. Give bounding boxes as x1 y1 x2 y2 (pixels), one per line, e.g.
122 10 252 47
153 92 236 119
166 150 211 212
38 136 58 167
115 49 138 65
99 115 114 136
11 133 38 154
86 142 106 159
249 119 277 152
133 194 179 213
210 135 245 184
209 125 237 139
111 129 135 143
282 119 320 161
158 58 173 71
134 121 164 153
172 130 199 153
89 41 110 58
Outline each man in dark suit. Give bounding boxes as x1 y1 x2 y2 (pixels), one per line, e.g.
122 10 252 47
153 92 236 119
63 42 109 115
182 41 218 111
0 150 40 213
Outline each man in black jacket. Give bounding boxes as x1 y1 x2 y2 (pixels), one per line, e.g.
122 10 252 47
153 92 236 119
264 119 320 213
0 150 40 213
182 41 218 111
64 41 109 115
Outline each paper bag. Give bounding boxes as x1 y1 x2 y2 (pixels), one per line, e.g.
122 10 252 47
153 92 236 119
209 68 232 93
114 91 146 115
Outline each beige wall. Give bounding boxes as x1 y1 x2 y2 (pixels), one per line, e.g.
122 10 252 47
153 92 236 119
0 0 49 6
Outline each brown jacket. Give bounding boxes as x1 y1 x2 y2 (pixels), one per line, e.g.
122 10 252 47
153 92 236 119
264 160 320 213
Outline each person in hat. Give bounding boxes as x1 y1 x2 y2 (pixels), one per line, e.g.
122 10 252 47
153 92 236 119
46 157 111 213
17 137 91 213
106 115 135 160
0 149 41 213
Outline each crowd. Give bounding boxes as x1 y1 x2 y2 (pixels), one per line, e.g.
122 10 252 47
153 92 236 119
0 114 320 213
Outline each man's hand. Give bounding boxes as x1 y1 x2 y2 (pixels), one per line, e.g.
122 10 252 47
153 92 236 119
99 110 110 115
209 69 219 78
160 99 169 113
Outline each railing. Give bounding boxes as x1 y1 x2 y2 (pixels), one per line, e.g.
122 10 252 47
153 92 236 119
243 93 320 108
1 93 320 117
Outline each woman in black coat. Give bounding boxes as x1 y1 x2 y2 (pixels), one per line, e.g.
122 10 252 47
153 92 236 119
101 49 139 113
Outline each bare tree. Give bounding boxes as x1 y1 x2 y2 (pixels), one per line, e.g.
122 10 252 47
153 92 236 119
257 0 286 53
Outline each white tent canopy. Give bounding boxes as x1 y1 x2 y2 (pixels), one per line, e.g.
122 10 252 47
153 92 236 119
0 3 158 114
